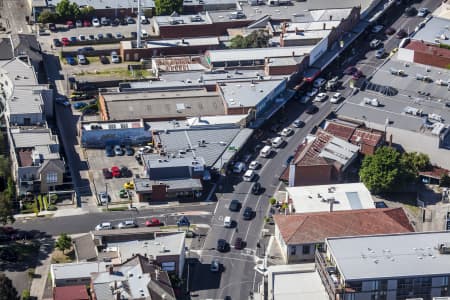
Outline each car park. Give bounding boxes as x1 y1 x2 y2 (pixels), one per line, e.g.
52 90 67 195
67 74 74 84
234 237 244 250
306 105 318 114
118 220 137 229
95 222 113 230
418 7 429 17
98 192 109 204
313 77 326 88
210 259 220 272
293 119 304 128
330 92 342 103
114 145 124 156
314 92 328 102
105 146 114 157
217 239 228 252
248 160 260 170
123 181 134 189
251 182 261 195
100 56 110 64
229 199 241 212
145 218 163 227
73 102 87 109
371 25 384 33
111 166 121 178
102 168 113 178
281 127 293 136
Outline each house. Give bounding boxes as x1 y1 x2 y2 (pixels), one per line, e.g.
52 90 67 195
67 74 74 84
274 208 414 263
50 261 107 287
91 255 175 300
316 231 450 300
419 166 450 185
53 285 89 300
280 130 359 186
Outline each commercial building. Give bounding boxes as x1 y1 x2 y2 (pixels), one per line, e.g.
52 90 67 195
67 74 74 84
280 130 359 186
286 183 375 214
274 208 413 263
316 231 450 300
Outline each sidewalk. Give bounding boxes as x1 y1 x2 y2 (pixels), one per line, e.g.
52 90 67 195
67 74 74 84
30 238 54 300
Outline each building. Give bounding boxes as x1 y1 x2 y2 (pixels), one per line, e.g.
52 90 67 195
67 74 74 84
316 231 450 300
50 261 107 287
53 285 89 300
280 130 359 186
403 40 450 70
91 255 175 300
274 208 414 263
286 183 375 214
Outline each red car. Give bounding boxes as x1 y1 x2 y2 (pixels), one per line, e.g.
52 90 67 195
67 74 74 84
83 20 92 27
344 66 358 75
61 37 70 46
66 20 74 28
111 166 121 178
145 218 163 227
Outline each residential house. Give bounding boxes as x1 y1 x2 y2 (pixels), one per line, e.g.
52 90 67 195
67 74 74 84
50 261 107 287
53 285 89 300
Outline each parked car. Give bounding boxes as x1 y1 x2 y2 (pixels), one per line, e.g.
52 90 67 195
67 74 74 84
343 66 357 75
78 35 86 41
77 54 87 64
111 51 120 63
229 199 241 212
61 37 70 46
102 168 112 178
306 105 319 114
251 182 261 195
125 145 134 156
293 119 304 128
385 27 396 35
145 218 163 227
83 20 91 27
69 36 77 43
330 92 342 103
352 70 364 80
234 237 244 250
95 222 113 230
248 160 260 170
112 18 120 26
120 18 129 25
72 102 87 109
126 17 136 24
75 20 82 27
111 166 121 178
313 77 326 88
131 31 137 38
115 32 124 39
417 7 429 17
137 146 152 155
52 38 62 47
118 220 137 229
100 55 109 64
66 20 74 28
114 145 124 156
100 17 110 26
210 259 220 272
369 39 381 48
48 23 57 31
404 6 417 17
177 216 190 227
217 239 228 252
106 32 114 39
314 92 328 102
281 127 293 136
96 33 104 40
98 192 109 204
105 146 114 157
306 88 318 98
88 34 95 41
375 48 385 59
371 25 384 33
123 181 134 189
120 166 132 178
396 29 407 39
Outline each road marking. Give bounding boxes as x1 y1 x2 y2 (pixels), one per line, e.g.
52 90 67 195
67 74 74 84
201 253 255 263
206 183 217 202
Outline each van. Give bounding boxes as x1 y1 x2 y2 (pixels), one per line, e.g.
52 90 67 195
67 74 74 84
271 137 283 148
260 145 272 158
224 216 232 228
243 170 255 182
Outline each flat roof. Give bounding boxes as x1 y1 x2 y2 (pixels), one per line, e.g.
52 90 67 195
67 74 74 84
81 119 144 131
145 37 220 49
154 13 212 26
10 128 57 148
206 46 314 64
46 0 154 9
413 17 450 47
266 56 304 67
286 183 375 213
218 79 285 108
51 262 107 280
327 231 450 281
144 155 204 169
134 177 202 192
144 115 245 131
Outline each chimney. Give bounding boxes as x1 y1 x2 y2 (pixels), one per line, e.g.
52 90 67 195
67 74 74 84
292 51 295 57
109 266 114 275
323 23 326 30
329 199 334 212
329 15 332 21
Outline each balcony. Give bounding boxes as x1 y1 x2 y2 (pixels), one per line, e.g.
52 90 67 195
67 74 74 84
315 250 343 300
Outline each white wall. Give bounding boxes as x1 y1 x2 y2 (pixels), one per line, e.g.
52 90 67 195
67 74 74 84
397 48 414 62
309 36 328 66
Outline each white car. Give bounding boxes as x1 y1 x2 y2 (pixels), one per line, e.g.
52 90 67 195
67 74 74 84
233 161 246 173
293 119 304 128
370 39 381 49
118 220 138 229
137 146 152 155
313 77 327 88
248 160 260 170
95 222 113 231
243 170 255 182
418 7 429 17
314 92 328 102
371 25 384 33
98 192 109 204
111 51 120 63
375 48 385 59
92 18 101 27
330 93 342 103
306 88 318 98
281 127 293 137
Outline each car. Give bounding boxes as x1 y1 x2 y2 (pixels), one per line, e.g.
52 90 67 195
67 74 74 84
251 182 261 195
120 166 132 178
73 102 87 109
61 38 70 46
141 29 148 38
375 48 385 59
229 199 241 212
177 216 190 227
243 207 253 220
77 54 87 64
114 145 124 156
111 166 121 178
229 11 245 19
217 239 228 252
404 6 417 17
111 52 120 63
118 220 137 229
55 97 70 107
352 70 364 80
96 33 104 40
396 29 407 39
105 146 115 157
293 119 304 128
66 20 74 28
385 27 396 35
135 154 143 165
210 259 220 272
101 17 110 26
137 146 152 155
78 35 86 41
145 218 163 227
286 155 295 165
100 55 110 64
95 222 113 230
369 39 381 48
120 18 129 25
131 31 137 38
123 181 134 189
69 36 77 43
75 20 82 27
306 88 319 98
115 32 124 39
48 23 57 31
314 92 328 102
281 127 293 136
106 33 114 39
330 92 342 103
141 16 149 24
371 25 384 33
125 145 134 156
52 38 62 47
83 20 91 27
248 160 260 170
306 105 319 114
112 18 120 26
119 189 129 198
313 77 326 88
243 169 255 182
102 168 112 179
344 66 357 75
234 237 244 250
88 34 95 41
98 192 109 204
127 17 136 24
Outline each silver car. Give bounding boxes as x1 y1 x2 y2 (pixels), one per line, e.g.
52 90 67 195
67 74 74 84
210 259 220 272
118 220 138 229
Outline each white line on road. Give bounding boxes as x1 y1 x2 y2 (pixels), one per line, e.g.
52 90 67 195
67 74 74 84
206 183 217 202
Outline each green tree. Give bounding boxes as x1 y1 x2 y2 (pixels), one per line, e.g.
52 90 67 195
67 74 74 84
80 5 94 19
155 0 183 16
56 0 80 20
69 2 81 19
441 173 450 187
55 233 72 254
230 30 270 49
0 274 19 300
230 35 246 49
359 146 402 194
0 192 15 225
37 9 57 23
401 152 431 172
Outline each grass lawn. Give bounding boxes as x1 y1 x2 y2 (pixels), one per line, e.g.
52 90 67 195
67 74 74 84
74 67 153 79
51 248 75 264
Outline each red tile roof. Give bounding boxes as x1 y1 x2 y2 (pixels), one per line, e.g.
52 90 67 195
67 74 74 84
294 130 334 167
324 122 356 140
274 208 414 245
53 285 89 300
350 128 383 147
419 166 450 180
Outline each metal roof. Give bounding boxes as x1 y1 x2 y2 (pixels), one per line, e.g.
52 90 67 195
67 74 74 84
326 231 450 281
413 17 450 47
51 262 108 280
10 128 57 148
46 0 154 9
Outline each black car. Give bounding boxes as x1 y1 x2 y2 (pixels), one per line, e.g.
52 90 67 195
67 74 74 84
120 166 132 178
229 199 241 212
217 239 228 252
243 207 253 220
100 55 110 64
135 154 143 164
286 155 294 165
131 31 137 38
251 182 261 195
120 18 129 25
404 6 417 17
49 23 57 31
112 18 120 26
53 38 62 47
106 33 114 39
306 105 318 114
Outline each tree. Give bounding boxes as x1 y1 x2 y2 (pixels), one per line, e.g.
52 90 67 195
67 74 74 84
441 173 450 187
0 192 14 225
0 274 19 300
55 233 72 254
155 0 183 16
69 2 81 19
401 152 431 173
56 0 80 20
230 35 247 49
80 6 95 19
230 30 270 49
37 9 57 23
359 146 402 194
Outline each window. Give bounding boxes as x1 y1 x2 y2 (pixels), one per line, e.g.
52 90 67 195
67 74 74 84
302 245 311 255
290 246 296 255
46 172 58 184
